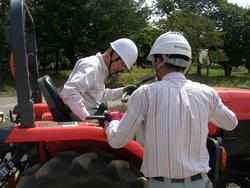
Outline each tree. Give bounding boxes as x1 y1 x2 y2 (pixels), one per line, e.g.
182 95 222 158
214 1 247 76
241 10 250 73
26 0 90 73
155 15 224 68
26 0 150 73
81 0 150 56
154 0 219 18
133 25 160 65
154 0 249 76
0 0 10 83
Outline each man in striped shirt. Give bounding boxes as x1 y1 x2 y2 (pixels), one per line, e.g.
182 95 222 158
105 32 238 188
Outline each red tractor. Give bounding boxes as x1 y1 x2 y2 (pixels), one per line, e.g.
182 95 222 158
1 0 249 187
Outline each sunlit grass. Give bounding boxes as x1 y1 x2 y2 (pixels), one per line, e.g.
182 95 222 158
105 65 154 88
1 64 250 96
188 65 250 88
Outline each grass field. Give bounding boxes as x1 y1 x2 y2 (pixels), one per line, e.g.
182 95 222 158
45 64 250 89
188 65 250 88
1 64 250 96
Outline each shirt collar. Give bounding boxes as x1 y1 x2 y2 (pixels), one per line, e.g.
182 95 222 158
161 72 186 81
96 52 108 76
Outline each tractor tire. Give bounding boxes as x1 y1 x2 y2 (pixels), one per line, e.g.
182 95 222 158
16 150 146 188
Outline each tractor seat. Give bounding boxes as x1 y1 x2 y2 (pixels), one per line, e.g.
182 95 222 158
207 137 221 185
38 75 72 121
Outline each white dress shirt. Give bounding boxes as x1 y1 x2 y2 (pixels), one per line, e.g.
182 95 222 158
106 72 238 178
61 52 124 120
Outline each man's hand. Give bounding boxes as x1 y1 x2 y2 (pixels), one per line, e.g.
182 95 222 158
123 85 137 95
106 109 124 122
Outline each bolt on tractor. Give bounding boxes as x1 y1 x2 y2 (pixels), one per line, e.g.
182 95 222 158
0 0 250 187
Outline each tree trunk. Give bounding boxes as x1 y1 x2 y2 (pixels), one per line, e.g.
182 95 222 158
223 64 233 77
68 48 77 69
197 63 202 77
0 0 10 82
55 50 59 75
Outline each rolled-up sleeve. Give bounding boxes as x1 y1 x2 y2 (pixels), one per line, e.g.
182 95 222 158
210 91 238 130
106 88 146 148
61 64 94 120
101 87 124 102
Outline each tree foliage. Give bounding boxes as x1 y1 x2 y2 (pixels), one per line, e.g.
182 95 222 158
155 0 219 17
154 0 249 76
211 0 248 75
0 0 10 82
242 10 250 73
0 0 250 79
25 0 150 73
156 15 224 60
133 25 160 64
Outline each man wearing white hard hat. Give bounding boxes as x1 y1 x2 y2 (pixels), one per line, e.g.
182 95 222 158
61 38 138 121
105 32 237 188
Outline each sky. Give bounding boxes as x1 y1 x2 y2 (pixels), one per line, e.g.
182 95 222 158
227 0 249 7
145 0 249 8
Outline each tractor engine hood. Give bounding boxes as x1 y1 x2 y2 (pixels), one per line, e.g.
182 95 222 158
208 87 250 136
215 87 250 120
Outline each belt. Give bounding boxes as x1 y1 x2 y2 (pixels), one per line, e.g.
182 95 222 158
152 173 203 183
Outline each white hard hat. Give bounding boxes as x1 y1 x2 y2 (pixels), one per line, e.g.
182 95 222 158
147 32 192 68
110 38 138 70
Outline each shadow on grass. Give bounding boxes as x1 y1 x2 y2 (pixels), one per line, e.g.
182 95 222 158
0 76 16 96
188 73 250 89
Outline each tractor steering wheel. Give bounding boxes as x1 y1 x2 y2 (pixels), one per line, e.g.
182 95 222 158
121 76 155 103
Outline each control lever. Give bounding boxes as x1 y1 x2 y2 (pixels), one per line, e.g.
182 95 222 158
94 103 108 115
85 115 107 127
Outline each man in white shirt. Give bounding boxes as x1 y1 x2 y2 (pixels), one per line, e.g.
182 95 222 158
61 38 138 121
105 32 238 188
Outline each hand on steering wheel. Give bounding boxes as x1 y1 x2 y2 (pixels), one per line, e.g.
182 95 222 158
122 85 137 103
121 76 155 103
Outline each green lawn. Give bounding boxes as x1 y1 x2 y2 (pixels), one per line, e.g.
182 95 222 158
105 64 250 89
1 64 250 97
0 64 250 116
188 65 250 88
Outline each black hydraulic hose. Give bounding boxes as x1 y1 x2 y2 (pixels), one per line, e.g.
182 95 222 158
136 76 155 87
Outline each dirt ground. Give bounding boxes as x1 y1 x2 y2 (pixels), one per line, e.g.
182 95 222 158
0 96 17 117
216 169 250 188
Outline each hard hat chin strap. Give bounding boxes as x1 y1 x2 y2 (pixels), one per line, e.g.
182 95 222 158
108 49 121 75
154 59 167 71
153 55 191 74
